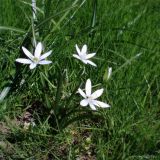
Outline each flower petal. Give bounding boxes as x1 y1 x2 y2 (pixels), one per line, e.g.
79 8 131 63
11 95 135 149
81 58 87 64
29 63 37 69
22 47 34 60
80 99 89 106
82 44 87 55
16 58 32 64
34 42 42 58
86 60 97 67
39 60 52 65
89 103 97 110
86 53 96 59
40 50 52 60
91 88 104 99
94 100 110 108
78 88 86 98
107 67 112 79
75 44 81 56
73 54 81 60
85 79 91 97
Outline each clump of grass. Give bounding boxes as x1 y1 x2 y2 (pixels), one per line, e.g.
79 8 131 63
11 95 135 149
0 0 160 159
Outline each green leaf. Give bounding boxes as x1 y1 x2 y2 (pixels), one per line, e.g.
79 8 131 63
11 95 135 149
0 26 25 33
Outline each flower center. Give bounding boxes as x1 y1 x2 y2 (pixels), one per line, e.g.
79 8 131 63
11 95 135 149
33 57 39 63
87 97 94 105
80 54 86 60
87 96 93 101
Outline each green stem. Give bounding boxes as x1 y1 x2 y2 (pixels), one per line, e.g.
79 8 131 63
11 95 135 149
54 67 64 112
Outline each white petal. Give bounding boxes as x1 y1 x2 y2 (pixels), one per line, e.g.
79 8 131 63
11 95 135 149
75 44 81 56
107 67 112 79
29 63 37 69
22 47 34 60
81 59 87 64
82 44 87 55
78 88 86 98
40 50 52 60
89 103 97 110
86 53 96 59
34 42 42 58
94 100 110 108
16 58 32 64
80 99 89 106
85 79 92 97
73 54 81 60
39 60 52 65
86 60 97 67
91 88 104 99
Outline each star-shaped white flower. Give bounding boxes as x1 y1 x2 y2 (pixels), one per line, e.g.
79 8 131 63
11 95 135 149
16 42 52 69
78 79 110 110
73 44 97 67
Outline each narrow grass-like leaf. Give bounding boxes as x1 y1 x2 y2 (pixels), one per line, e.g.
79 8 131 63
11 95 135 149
19 0 44 15
0 26 25 33
40 72 56 89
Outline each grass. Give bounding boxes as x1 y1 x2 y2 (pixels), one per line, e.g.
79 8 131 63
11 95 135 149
0 0 160 159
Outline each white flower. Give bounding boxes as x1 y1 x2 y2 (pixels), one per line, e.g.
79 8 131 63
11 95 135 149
16 42 52 69
78 79 110 110
73 44 97 67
